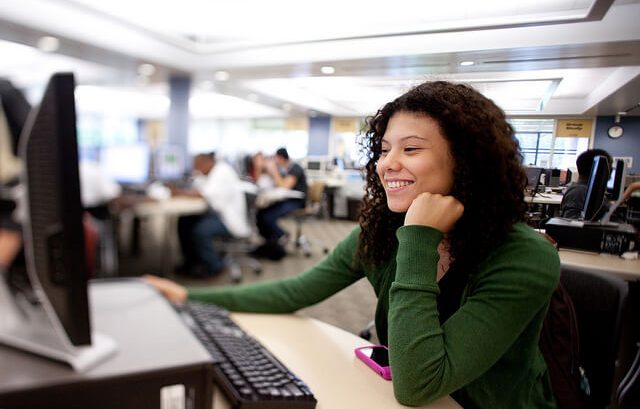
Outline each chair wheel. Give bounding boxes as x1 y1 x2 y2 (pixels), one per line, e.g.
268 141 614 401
231 276 242 284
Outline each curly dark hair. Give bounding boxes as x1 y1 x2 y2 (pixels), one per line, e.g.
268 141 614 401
357 81 528 275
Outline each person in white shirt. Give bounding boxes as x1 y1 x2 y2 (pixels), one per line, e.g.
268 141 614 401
174 152 250 278
79 160 122 210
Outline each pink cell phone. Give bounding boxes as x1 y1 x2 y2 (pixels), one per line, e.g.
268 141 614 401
355 345 392 380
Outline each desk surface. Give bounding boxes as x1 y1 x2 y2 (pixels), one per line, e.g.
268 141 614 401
559 249 640 281
525 193 563 205
213 313 460 409
128 196 208 217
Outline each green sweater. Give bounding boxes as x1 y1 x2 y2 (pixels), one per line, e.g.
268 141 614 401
189 223 560 408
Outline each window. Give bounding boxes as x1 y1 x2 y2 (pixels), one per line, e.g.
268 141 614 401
510 118 590 170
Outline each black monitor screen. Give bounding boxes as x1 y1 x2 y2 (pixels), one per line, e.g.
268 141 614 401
307 161 322 171
582 156 610 222
525 167 543 191
606 159 625 202
19 73 91 345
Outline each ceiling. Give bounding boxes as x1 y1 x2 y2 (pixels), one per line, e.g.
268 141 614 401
0 0 639 118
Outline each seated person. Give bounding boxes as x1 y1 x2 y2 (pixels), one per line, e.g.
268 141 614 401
624 181 640 200
559 148 611 219
256 148 307 246
79 159 122 218
174 152 251 278
0 215 22 275
243 151 274 189
146 80 560 409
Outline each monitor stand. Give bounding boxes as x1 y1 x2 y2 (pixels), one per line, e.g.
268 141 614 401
0 279 116 372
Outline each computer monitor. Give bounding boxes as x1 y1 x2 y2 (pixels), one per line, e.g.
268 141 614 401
545 168 561 187
581 156 610 222
601 159 628 224
0 73 115 371
306 160 323 171
524 166 543 193
100 143 150 185
559 169 573 186
154 144 186 181
606 159 626 201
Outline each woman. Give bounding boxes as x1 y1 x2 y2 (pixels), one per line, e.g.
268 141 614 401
146 81 559 408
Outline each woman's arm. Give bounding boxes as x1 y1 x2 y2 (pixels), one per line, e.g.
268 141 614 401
388 226 559 405
146 228 365 313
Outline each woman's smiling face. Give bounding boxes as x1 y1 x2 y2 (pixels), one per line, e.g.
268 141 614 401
376 111 455 213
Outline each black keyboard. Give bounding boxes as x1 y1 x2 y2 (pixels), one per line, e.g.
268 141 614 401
175 301 317 409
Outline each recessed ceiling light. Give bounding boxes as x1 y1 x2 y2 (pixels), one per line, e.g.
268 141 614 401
214 71 230 81
459 61 475 66
37 36 60 52
320 66 335 75
137 63 156 76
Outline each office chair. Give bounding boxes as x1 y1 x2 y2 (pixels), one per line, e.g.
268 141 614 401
213 192 262 283
617 342 640 409
560 266 629 409
289 180 330 257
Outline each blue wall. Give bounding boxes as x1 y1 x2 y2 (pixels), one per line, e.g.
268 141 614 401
594 115 640 173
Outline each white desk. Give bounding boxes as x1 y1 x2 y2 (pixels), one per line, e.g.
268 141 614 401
525 193 563 205
116 196 208 274
212 313 460 409
131 196 208 217
559 249 640 282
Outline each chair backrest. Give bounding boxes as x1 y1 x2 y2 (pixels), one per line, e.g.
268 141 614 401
560 266 628 409
307 181 325 205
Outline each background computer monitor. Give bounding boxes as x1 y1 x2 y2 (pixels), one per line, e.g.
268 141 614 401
306 160 323 171
559 169 573 186
600 159 628 224
606 159 626 202
543 168 561 187
0 73 115 371
581 156 610 221
154 144 186 181
524 166 543 192
100 143 150 185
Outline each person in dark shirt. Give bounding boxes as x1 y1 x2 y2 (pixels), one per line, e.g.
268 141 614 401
559 148 611 219
256 147 308 247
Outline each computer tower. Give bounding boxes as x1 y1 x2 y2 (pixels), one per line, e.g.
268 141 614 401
0 280 214 409
546 217 638 255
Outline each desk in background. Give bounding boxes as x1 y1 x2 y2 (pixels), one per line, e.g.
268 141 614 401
525 193 563 206
559 249 640 282
114 196 208 275
525 193 563 228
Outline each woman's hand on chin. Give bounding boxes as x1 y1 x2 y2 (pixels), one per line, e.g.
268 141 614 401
404 192 464 233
